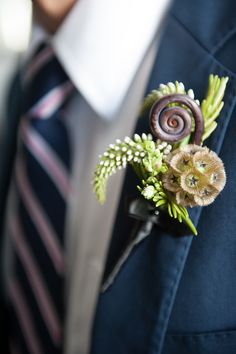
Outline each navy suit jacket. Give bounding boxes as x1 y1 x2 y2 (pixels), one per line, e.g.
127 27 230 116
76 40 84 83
90 0 236 353
1 1 236 354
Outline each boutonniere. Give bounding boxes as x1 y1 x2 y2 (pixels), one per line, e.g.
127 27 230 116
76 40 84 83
93 75 228 236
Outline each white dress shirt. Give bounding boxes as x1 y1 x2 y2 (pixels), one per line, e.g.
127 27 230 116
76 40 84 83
3 0 171 353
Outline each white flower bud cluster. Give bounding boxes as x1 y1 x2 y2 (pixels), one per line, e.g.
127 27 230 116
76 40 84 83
156 139 172 159
157 82 200 105
98 133 153 176
142 185 156 199
94 133 153 203
140 81 200 116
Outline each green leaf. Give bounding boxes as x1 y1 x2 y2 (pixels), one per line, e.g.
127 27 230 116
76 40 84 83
184 217 198 236
201 74 229 143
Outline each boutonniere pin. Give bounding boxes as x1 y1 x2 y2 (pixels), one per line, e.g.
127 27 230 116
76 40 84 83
93 75 228 236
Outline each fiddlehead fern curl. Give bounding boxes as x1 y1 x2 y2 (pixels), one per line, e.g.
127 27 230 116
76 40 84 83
149 94 204 145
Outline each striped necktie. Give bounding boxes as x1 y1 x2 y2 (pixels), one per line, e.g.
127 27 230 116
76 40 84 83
8 43 75 354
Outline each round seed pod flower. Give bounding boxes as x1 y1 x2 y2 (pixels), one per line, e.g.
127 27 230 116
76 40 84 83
162 144 226 207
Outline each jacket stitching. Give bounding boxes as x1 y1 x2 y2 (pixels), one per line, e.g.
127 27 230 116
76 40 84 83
170 13 236 77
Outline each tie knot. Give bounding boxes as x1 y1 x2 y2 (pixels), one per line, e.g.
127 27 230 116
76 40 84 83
24 42 54 84
22 42 75 119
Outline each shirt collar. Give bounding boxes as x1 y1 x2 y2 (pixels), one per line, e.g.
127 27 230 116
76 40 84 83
29 0 170 120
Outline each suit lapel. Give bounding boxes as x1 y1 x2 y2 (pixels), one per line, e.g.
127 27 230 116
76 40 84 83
91 13 236 354
0 70 23 353
0 71 23 238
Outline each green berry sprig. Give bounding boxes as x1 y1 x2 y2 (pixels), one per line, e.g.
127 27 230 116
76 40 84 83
138 176 197 235
93 133 170 204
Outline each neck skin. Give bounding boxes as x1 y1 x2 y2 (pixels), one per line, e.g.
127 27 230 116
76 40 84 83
32 0 77 34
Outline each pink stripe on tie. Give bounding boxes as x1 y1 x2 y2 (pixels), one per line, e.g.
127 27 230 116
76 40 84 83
24 46 54 83
9 279 43 354
15 156 64 274
11 215 62 345
21 120 71 199
30 81 74 119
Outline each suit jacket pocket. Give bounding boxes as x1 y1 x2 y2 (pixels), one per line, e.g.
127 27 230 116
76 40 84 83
163 330 236 354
